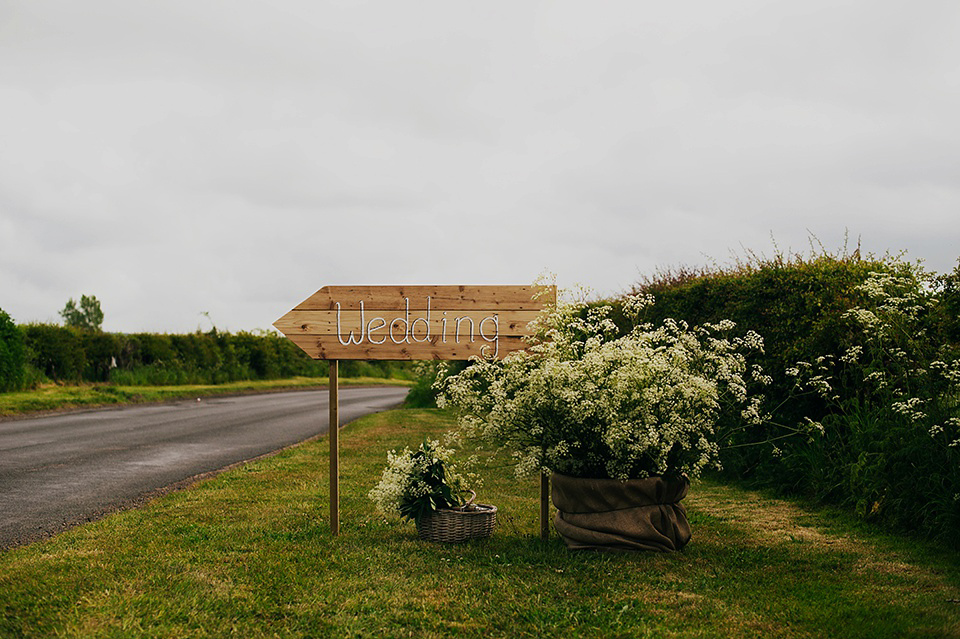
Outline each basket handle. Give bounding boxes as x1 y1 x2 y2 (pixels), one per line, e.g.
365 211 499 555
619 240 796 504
461 489 477 511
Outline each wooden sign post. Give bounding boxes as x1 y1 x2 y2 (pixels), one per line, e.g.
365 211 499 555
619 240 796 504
328 359 339 536
275 285 555 537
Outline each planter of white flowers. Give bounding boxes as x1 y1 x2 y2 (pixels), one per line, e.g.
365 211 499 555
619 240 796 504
438 292 767 552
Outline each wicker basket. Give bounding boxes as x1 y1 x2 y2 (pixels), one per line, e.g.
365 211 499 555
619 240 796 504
416 492 497 543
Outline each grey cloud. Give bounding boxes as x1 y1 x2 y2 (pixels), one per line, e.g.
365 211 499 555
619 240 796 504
2 0 958 331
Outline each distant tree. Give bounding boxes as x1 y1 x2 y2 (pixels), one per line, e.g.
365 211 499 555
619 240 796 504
0 308 26 391
60 294 104 332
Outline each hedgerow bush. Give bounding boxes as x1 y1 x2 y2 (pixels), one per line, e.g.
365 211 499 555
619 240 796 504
22 324 86 382
107 330 327 385
623 251 960 546
0 309 26 391
783 267 960 544
81 332 122 382
404 361 468 408
619 253 888 482
9 324 410 389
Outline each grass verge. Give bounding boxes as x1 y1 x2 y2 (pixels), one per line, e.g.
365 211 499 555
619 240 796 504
2 408 959 638
0 376 412 418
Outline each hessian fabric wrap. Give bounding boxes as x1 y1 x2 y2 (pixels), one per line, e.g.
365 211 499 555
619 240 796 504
551 472 692 552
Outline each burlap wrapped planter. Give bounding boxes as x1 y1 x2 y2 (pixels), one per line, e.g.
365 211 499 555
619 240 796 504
551 472 692 552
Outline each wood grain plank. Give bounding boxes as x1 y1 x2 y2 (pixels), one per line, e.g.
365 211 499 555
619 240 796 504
282 333 531 360
294 285 555 311
275 284 554 360
274 310 541 338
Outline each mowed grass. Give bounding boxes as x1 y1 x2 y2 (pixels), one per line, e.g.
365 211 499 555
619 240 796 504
0 376 411 418
2 409 959 638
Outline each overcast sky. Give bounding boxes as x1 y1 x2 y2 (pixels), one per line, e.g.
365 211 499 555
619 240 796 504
1 1 958 334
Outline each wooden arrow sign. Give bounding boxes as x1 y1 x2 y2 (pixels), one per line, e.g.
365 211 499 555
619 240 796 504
274 285 555 360
274 284 557 538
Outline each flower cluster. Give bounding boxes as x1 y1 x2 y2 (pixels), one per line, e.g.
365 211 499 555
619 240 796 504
787 270 960 449
438 292 768 480
368 440 472 524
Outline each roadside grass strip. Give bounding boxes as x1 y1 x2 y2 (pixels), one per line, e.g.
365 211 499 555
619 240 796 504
0 376 411 418
2 408 959 638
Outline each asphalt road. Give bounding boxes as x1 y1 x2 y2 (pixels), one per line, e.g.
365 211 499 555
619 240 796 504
0 386 409 549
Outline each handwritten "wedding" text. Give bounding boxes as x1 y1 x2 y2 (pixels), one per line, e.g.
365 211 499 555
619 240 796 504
336 297 500 358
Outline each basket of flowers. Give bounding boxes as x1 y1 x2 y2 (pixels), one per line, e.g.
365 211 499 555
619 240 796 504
415 490 497 543
369 440 496 543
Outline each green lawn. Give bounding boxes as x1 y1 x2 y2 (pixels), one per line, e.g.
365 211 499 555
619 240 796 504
2 408 959 638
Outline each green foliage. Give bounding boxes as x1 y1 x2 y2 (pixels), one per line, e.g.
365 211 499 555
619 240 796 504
368 439 468 525
781 269 960 545
397 446 461 525
622 251 895 479
339 359 408 379
12 322 413 389
106 330 324 385
0 309 26 391
59 294 103 332
623 250 960 546
403 361 468 408
80 332 121 382
22 324 86 382
936 258 960 343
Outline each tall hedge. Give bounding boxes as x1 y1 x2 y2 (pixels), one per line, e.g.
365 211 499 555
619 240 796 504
622 253 960 546
22 323 87 382
11 324 408 388
0 309 26 391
